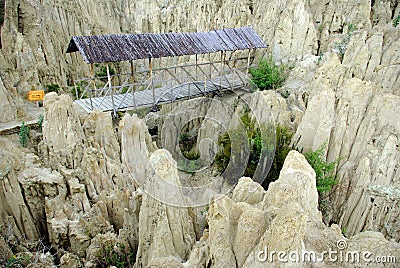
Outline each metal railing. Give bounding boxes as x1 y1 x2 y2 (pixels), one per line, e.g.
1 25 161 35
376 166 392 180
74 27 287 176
74 58 256 115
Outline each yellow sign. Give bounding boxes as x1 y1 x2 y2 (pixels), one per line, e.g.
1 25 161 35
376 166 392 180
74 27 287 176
28 90 45 101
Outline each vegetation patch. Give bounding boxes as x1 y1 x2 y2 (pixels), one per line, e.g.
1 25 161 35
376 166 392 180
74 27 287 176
304 143 342 217
214 109 292 188
393 14 400 27
37 114 44 131
45 84 62 93
19 122 30 147
249 59 287 91
178 125 206 174
94 242 134 268
72 81 88 99
304 143 339 194
263 124 294 187
334 23 357 58
95 65 116 82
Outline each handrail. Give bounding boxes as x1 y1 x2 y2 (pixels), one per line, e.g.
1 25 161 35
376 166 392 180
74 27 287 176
75 60 256 113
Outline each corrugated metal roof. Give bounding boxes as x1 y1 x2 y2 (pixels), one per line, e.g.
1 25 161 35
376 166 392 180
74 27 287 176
66 26 267 64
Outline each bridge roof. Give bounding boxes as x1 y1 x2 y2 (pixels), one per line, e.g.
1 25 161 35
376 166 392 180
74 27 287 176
66 26 267 64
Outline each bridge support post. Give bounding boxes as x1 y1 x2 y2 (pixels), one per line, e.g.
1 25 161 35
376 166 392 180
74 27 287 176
209 53 212 79
107 63 117 117
246 49 252 76
89 64 95 110
219 51 223 94
195 54 198 80
130 60 137 108
149 58 156 107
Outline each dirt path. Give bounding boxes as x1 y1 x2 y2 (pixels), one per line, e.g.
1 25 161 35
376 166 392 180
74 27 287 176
0 103 44 135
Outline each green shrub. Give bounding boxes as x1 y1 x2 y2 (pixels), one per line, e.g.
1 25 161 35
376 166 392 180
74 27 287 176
94 243 133 268
304 143 338 194
19 122 30 147
6 254 31 268
263 124 294 187
178 158 206 174
393 14 400 27
334 23 357 57
249 59 287 90
72 81 88 100
178 127 205 173
45 84 62 93
95 65 116 82
37 114 44 131
214 111 275 180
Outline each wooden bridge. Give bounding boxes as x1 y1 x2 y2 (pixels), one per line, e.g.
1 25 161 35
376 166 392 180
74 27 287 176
73 61 256 114
67 27 267 115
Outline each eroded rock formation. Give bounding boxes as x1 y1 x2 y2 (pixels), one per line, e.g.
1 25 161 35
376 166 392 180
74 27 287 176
0 0 399 266
292 52 400 241
1 0 398 123
1 99 399 266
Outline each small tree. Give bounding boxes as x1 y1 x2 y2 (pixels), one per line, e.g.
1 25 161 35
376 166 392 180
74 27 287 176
249 59 287 90
19 122 30 147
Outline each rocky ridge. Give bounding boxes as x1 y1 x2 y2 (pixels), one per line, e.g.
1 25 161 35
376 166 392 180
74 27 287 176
0 0 398 122
1 98 399 266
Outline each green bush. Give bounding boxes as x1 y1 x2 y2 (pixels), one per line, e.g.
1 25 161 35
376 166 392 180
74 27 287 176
6 254 31 268
95 65 116 82
249 59 287 90
304 143 338 194
178 129 204 174
334 23 357 57
37 114 44 131
45 84 62 93
263 124 294 187
19 122 30 147
72 81 88 100
214 111 275 180
94 243 134 268
393 14 400 27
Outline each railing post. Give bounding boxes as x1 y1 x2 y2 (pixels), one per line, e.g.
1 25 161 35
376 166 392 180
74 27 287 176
107 63 117 117
195 54 198 81
90 63 97 93
246 48 252 78
204 76 206 94
130 60 135 89
130 60 137 109
74 81 79 100
88 64 95 110
88 81 94 110
209 53 212 79
219 51 223 92
149 58 155 106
